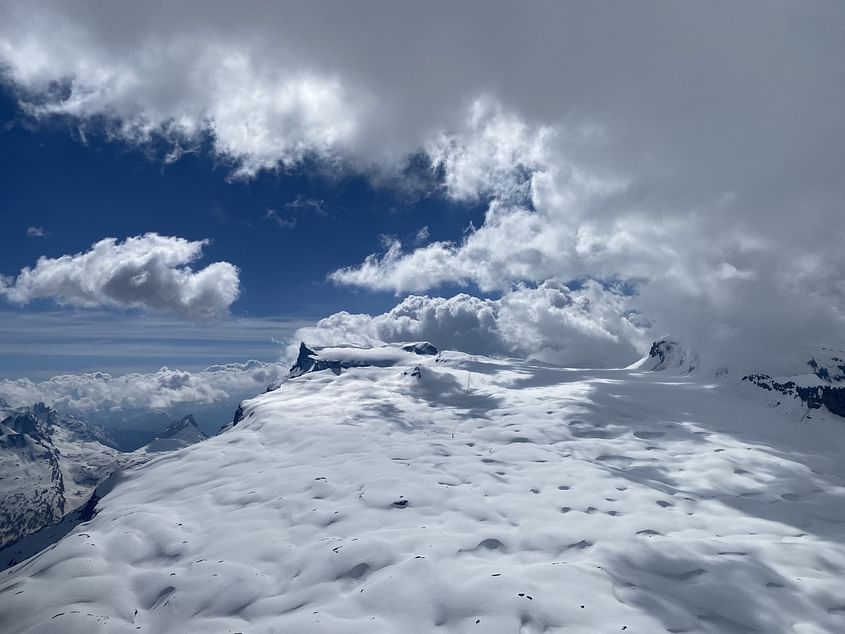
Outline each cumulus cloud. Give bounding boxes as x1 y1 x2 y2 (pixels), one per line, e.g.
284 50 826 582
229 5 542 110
1 2 844 370
292 280 647 368
0 233 240 317
0 360 285 412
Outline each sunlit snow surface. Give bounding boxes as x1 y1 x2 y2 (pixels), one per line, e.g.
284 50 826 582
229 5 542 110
3 352 845 633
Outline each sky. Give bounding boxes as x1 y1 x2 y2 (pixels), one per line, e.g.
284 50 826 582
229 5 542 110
1 1 844 420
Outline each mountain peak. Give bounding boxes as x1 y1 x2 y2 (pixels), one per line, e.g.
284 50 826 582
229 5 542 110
628 338 698 373
289 341 439 378
160 414 204 440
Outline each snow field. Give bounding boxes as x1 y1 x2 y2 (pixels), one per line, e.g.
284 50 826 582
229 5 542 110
2 352 845 633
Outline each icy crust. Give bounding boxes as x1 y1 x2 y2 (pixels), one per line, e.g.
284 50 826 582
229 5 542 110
4 352 845 632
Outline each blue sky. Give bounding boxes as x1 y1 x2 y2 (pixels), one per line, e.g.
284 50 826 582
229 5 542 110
0 85 487 378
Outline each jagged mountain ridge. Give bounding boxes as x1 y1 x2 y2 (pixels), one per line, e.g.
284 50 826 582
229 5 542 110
0 404 209 553
141 414 208 453
0 403 121 549
289 341 438 378
632 337 845 420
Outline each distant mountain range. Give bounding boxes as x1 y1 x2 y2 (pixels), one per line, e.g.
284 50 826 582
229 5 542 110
0 403 207 556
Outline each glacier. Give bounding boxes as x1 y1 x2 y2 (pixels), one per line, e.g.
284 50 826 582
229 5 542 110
1 345 845 632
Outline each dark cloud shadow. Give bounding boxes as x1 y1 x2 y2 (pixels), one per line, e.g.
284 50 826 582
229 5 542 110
408 367 503 419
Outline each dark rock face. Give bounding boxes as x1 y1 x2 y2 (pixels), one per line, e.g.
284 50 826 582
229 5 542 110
743 374 845 418
821 388 845 417
0 403 128 550
6 412 51 441
3 403 115 448
289 343 340 377
0 408 67 548
645 339 697 373
0 486 103 571
159 414 205 439
648 340 673 362
231 402 247 428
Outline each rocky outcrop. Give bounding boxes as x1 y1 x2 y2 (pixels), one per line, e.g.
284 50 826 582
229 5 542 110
0 404 212 550
142 414 207 452
744 373 845 418
289 342 439 378
631 338 698 373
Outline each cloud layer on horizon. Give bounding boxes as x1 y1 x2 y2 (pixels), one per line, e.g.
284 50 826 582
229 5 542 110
0 360 285 413
2 2 844 372
1 234 240 317
291 281 648 369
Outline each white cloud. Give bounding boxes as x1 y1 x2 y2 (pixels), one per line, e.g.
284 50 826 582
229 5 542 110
329 105 845 373
0 233 240 317
0 27 361 178
426 99 555 203
26 226 46 238
0 360 285 412
286 196 328 217
1 3 845 370
291 280 647 368
264 209 297 230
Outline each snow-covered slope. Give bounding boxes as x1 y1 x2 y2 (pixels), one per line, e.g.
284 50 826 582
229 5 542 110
3 349 845 633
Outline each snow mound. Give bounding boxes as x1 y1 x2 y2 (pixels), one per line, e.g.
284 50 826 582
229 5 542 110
3 351 845 632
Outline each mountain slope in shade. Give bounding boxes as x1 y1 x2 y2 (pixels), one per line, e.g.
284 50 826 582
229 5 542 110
2 347 845 632
0 404 121 549
140 415 207 454
0 405 209 556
